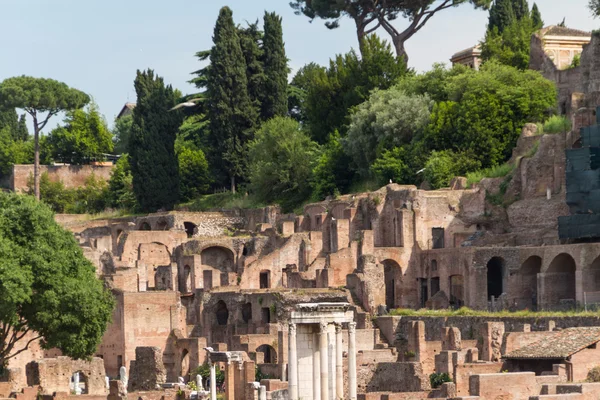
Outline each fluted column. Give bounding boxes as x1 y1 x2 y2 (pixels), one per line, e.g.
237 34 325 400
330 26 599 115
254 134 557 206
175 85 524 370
335 323 343 400
313 333 321 400
210 361 217 400
319 322 329 400
348 322 357 400
288 323 298 400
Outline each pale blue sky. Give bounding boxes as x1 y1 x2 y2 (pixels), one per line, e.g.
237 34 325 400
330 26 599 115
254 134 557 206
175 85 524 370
0 0 597 129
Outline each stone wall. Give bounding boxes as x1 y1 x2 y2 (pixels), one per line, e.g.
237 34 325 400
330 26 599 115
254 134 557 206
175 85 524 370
356 362 430 393
27 357 107 396
10 164 113 193
128 347 167 392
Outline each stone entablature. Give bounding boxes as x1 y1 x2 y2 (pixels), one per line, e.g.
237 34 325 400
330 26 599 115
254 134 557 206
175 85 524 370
450 44 482 70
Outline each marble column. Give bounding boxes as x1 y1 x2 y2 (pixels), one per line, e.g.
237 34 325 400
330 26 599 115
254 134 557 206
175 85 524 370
348 322 357 400
335 324 343 400
319 322 329 400
210 361 217 400
288 323 298 400
313 333 321 400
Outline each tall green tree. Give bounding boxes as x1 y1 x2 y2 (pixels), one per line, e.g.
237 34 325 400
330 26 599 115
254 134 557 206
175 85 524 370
488 0 515 33
0 108 18 136
207 7 257 193
261 12 288 120
590 0 600 17
130 69 181 212
238 21 265 121
512 0 530 20
16 114 28 141
0 77 89 199
290 0 491 62
0 192 114 367
112 114 133 155
531 3 543 28
47 104 113 164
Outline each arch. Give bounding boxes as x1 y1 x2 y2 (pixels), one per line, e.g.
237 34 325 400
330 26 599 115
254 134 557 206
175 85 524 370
449 275 464 308
182 265 192 293
519 256 542 309
139 222 151 231
156 218 168 231
201 246 235 273
184 222 197 238
256 344 277 364
181 349 190 382
242 303 252 323
383 259 402 310
545 253 576 307
116 229 124 242
584 255 600 293
216 301 229 325
72 371 88 395
487 257 505 300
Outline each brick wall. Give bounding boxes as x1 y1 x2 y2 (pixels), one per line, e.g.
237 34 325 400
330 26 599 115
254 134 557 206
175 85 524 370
10 164 113 192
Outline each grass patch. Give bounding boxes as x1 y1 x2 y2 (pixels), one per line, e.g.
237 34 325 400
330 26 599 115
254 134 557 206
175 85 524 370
388 306 600 318
177 192 266 212
466 163 515 187
348 178 381 195
543 115 572 134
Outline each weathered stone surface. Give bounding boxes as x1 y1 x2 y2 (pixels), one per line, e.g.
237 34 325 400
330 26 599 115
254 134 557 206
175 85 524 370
128 347 167 392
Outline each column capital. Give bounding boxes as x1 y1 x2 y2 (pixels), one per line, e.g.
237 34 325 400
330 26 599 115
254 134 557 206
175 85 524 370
319 321 328 333
334 323 342 333
289 322 297 335
348 322 357 333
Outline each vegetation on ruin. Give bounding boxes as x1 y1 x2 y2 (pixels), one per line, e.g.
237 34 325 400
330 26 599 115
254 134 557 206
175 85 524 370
0 192 114 367
388 307 600 318
429 372 452 388
542 115 573 134
587 366 600 382
466 163 515 187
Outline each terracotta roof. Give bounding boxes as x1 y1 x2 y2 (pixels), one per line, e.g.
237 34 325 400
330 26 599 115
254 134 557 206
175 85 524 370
504 327 600 360
544 25 591 37
117 102 136 119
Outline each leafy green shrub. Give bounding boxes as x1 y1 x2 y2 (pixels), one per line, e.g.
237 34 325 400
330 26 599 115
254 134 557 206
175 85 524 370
466 163 515 187
193 364 224 386
178 144 211 201
543 115 572 134
107 155 137 211
68 174 109 214
430 372 452 388
27 172 75 213
423 150 481 189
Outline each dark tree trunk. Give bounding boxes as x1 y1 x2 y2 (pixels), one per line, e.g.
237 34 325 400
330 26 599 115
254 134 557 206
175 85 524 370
32 114 40 200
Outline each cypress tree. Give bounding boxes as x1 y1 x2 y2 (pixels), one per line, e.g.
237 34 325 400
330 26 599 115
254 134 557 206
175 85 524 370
130 69 181 212
207 6 256 193
489 0 515 33
238 21 265 122
16 114 29 141
261 12 288 120
531 3 543 29
512 0 530 21
0 108 18 136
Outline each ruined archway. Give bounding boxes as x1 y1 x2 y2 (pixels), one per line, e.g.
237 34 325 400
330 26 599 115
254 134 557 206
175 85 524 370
184 222 197 238
256 344 277 364
156 218 168 231
242 303 252 323
216 301 229 325
181 349 190 382
545 253 576 307
383 259 402 310
520 256 541 309
182 265 192 293
201 247 235 272
487 257 505 300
71 371 88 395
139 222 151 231
584 255 600 293
449 275 464 308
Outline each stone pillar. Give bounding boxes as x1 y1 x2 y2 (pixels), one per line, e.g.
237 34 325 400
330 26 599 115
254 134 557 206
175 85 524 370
348 322 357 400
319 322 329 400
74 372 81 395
210 362 217 400
288 323 298 400
335 324 343 400
259 385 267 400
313 333 321 400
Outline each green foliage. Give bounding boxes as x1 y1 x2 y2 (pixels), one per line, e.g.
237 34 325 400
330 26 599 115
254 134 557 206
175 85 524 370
344 86 432 175
423 150 482 189
531 3 543 29
47 104 113 164
292 35 406 144
430 373 452 388
311 131 354 200
371 147 408 186
481 17 535 70
207 7 257 192
591 0 600 17
0 192 114 366
261 12 288 120
69 174 110 214
130 69 181 212
107 155 137 211
194 364 224 386
570 53 581 69
255 367 270 382
27 173 73 213
488 0 515 33
178 143 211 201
0 127 33 179
543 115 572 134
238 20 265 122
249 117 318 212
466 163 515 186
112 114 133 154
178 192 265 212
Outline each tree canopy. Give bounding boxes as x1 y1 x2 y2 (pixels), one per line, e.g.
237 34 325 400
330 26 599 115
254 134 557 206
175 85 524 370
261 12 289 120
290 0 491 61
0 192 114 367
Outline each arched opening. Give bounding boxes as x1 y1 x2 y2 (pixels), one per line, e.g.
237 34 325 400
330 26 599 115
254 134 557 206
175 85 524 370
242 303 252 323
584 255 600 293
256 345 277 364
116 229 124 243
260 270 270 289
184 222 197 238
201 247 235 272
242 244 249 256
181 349 190 382
449 275 464 308
182 265 192 293
216 301 229 325
156 219 168 231
487 257 505 300
71 371 88 395
139 222 151 231
383 260 402 310
545 253 576 307
520 256 541 309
